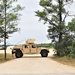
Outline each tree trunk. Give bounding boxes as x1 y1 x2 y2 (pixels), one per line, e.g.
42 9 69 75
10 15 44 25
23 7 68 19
59 32 62 42
58 0 63 42
59 0 62 24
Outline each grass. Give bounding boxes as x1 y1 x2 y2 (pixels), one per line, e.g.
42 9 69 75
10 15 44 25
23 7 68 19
0 53 15 63
51 56 75 67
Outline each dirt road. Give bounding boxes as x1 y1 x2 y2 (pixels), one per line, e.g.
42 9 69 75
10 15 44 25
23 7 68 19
0 54 75 75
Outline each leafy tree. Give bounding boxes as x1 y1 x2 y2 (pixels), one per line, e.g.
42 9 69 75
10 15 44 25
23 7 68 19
35 0 73 43
0 0 24 59
36 0 75 57
0 0 24 40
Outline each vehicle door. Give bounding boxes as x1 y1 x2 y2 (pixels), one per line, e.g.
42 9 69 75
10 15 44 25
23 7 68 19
30 44 37 53
23 45 30 54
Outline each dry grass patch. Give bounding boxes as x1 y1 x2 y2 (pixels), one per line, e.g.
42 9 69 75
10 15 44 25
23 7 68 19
0 53 15 63
51 56 75 67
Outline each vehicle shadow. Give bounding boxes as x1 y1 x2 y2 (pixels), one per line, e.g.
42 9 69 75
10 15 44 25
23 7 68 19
23 56 42 58
22 55 50 58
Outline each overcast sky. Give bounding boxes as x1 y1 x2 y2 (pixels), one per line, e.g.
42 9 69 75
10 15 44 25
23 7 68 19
3 0 75 45
7 0 50 45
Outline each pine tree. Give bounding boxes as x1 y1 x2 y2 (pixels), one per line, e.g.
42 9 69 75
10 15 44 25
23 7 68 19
0 0 24 40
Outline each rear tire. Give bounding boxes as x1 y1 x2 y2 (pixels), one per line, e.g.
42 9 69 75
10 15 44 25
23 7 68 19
41 51 48 57
15 50 23 58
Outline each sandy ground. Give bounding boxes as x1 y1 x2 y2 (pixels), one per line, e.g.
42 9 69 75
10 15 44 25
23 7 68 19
0 46 14 54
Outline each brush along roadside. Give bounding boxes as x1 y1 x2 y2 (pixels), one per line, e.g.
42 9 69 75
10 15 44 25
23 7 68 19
51 56 75 67
0 53 15 63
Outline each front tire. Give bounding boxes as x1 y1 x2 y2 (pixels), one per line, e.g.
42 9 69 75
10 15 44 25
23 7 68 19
15 50 23 58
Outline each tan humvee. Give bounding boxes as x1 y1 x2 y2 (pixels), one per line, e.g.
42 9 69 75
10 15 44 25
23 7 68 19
12 39 49 58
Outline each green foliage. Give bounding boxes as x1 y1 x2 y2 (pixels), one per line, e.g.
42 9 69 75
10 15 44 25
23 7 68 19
36 0 75 58
0 0 24 40
55 35 73 56
68 40 75 58
35 0 70 43
68 18 75 32
40 0 52 7
54 34 75 58
36 10 47 19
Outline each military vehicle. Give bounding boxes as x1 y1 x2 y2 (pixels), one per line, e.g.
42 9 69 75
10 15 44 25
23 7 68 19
12 39 49 58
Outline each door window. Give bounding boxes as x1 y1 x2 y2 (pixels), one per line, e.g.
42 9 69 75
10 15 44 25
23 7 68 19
25 45 29 48
32 45 36 48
